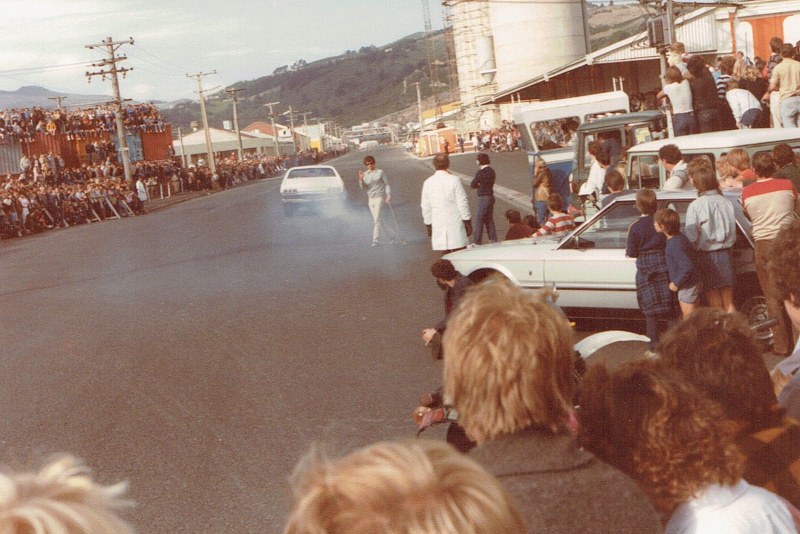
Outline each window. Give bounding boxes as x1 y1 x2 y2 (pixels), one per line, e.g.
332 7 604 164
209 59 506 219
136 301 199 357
566 201 642 249
629 154 661 189
287 168 336 178
529 117 579 151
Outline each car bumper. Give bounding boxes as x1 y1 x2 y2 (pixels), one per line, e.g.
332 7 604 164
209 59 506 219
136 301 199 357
281 192 344 203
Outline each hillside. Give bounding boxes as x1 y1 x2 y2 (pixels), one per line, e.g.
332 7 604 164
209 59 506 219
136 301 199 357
163 32 453 134
0 86 112 110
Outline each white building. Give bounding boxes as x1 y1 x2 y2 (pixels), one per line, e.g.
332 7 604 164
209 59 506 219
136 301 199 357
449 0 589 130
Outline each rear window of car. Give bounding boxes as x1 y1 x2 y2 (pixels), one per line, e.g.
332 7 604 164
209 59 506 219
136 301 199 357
287 168 336 178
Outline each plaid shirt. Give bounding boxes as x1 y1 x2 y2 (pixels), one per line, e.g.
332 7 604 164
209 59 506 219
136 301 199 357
738 410 800 509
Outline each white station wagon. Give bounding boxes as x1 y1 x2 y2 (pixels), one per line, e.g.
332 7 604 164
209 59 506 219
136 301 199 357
444 190 766 331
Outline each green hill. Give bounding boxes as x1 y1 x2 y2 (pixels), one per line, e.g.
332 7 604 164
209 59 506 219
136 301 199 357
162 32 452 132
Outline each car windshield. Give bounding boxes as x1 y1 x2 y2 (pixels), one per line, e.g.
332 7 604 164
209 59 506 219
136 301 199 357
287 168 336 178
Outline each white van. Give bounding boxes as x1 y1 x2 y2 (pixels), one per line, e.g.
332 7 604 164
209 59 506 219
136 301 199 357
625 129 800 189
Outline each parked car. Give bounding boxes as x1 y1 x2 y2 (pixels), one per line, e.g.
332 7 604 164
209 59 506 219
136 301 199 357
444 190 768 336
625 129 800 190
279 165 345 215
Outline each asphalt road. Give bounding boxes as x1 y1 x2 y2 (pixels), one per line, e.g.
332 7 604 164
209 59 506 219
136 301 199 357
0 146 540 533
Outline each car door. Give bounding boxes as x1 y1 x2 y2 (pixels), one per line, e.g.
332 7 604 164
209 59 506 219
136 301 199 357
543 200 641 310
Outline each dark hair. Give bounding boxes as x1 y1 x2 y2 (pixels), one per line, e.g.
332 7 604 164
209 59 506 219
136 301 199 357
688 158 719 193
769 219 800 305
782 43 796 59
521 214 539 231
596 151 611 167
635 188 657 216
505 209 521 224
687 55 709 77
655 208 680 235
476 153 490 165
431 259 457 281
433 153 450 171
658 144 682 165
363 156 375 165
605 169 625 192
752 152 776 178
588 140 604 158
719 55 735 75
657 308 782 428
547 193 564 213
770 36 784 53
773 143 797 168
665 66 683 84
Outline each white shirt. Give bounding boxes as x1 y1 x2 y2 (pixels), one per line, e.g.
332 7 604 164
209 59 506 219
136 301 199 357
579 159 606 199
421 170 471 251
663 160 693 190
667 481 797 534
726 88 762 124
663 80 693 114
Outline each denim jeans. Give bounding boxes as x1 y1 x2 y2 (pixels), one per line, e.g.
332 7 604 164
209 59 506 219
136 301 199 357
672 112 696 136
474 195 497 244
535 200 549 226
781 96 800 128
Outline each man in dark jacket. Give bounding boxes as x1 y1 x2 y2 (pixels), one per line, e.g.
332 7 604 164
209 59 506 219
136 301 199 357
422 259 473 359
470 153 497 244
442 278 662 533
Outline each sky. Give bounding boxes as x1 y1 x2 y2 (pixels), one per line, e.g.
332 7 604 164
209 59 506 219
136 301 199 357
0 0 441 104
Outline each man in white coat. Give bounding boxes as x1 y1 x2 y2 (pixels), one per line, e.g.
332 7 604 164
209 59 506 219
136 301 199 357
421 153 472 253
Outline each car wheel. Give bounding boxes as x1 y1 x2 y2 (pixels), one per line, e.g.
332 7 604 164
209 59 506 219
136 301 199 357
283 203 294 216
740 295 774 345
468 269 504 285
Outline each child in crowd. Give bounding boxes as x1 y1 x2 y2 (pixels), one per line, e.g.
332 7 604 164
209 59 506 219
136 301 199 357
504 208 534 240
521 213 540 233
626 189 673 353
534 193 575 237
655 208 699 319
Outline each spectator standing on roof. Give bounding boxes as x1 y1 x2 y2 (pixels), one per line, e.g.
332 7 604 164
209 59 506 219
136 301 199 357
658 66 696 136
741 152 798 357
726 79 764 129
358 155 396 247
688 56 721 133
766 36 785 127
766 43 800 128
421 153 472 254
470 153 497 245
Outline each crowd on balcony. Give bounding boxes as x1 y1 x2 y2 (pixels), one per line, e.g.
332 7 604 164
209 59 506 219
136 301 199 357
0 102 166 143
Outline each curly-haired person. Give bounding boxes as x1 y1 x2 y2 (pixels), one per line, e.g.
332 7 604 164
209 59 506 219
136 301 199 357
578 359 798 533
769 219 800 420
283 439 524 534
0 454 135 534
442 277 660 533
658 307 800 508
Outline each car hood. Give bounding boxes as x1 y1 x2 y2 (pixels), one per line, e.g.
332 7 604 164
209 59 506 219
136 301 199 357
445 235 562 262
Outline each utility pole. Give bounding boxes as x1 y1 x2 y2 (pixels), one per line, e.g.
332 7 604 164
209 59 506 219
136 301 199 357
85 36 134 185
264 102 281 157
297 111 312 150
177 127 187 167
47 95 68 110
283 106 298 153
414 82 424 155
224 88 244 161
187 70 217 174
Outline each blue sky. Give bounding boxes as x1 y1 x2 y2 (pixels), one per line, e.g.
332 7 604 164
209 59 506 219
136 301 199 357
0 0 440 102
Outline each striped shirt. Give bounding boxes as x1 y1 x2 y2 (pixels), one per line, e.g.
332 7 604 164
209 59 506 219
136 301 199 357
535 212 575 237
742 178 798 241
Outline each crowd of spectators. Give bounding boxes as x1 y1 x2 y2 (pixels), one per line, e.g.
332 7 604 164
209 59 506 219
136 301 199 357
0 145 348 240
464 120 522 153
0 102 166 143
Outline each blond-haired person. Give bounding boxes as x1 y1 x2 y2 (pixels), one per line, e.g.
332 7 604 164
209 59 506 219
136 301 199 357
0 455 135 534
283 439 524 534
442 278 661 533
